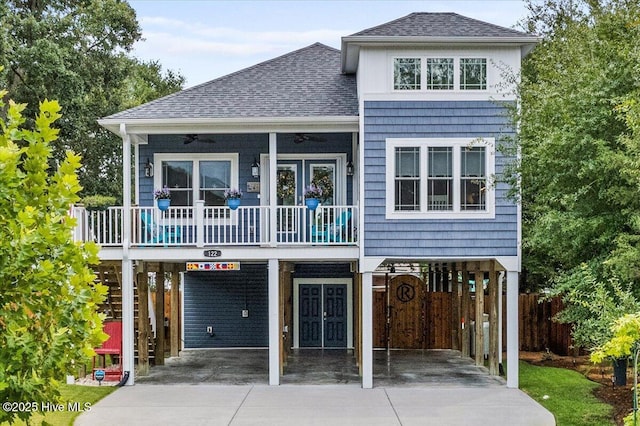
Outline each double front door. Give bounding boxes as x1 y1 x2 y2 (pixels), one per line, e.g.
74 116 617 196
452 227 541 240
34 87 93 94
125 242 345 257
299 284 347 348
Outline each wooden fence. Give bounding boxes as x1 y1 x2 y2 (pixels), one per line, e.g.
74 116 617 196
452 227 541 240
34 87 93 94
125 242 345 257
374 292 575 355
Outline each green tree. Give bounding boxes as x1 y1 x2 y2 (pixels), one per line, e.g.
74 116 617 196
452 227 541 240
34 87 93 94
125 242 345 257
0 90 107 423
0 0 184 200
512 0 640 289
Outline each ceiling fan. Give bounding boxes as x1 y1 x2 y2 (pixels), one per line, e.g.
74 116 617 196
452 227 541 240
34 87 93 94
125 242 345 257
183 134 216 144
293 133 326 144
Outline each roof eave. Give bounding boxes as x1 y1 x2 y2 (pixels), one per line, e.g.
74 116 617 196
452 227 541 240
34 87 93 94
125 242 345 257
341 35 541 73
98 116 360 136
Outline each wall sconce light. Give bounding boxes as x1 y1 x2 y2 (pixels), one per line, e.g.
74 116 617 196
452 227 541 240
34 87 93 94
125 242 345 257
144 158 154 177
346 158 354 176
251 158 260 178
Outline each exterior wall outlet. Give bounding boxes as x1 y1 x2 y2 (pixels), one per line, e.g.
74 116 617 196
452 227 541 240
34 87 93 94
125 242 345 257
242 309 249 318
206 326 213 333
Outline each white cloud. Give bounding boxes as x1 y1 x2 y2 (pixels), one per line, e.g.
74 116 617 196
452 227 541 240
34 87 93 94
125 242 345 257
138 15 346 57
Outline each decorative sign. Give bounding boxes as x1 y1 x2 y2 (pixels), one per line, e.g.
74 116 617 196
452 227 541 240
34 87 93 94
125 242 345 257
203 249 222 258
94 369 105 385
396 282 415 303
186 262 240 271
246 181 260 193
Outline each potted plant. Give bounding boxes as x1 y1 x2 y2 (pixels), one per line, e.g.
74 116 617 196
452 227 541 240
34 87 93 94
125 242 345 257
224 188 243 210
303 184 323 211
82 195 116 211
154 186 171 211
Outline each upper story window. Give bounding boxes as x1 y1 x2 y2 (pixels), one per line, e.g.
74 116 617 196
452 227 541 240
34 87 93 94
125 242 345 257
386 138 494 219
393 58 421 90
460 58 487 90
426 58 454 90
155 153 238 207
392 57 487 91
394 147 420 210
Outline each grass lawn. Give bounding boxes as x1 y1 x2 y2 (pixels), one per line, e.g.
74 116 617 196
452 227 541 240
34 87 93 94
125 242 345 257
2 384 117 426
519 360 615 426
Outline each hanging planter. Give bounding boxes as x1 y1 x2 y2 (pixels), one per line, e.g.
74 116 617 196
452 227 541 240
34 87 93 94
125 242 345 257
154 187 171 211
227 198 241 210
224 188 243 210
303 184 323 211
305 198 319 211
156 198 171 211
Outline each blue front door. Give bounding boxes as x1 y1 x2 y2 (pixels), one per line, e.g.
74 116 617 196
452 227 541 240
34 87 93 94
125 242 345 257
299 284 347 348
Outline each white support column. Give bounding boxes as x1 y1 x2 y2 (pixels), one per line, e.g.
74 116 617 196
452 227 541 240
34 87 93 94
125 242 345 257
362 271 373 388
506 270 519 388
121 259 134 385
134 143 140 205
195 200 205 247
119 124 134 385
268 133 278 247
498 271 505 365
268 258 280 385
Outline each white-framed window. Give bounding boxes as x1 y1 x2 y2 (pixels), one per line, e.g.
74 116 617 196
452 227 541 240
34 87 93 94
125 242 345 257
426 58 454 90
460 58 487 90
393 58 421 90
385 138 495 219
392 57 488 92
154 153 239 207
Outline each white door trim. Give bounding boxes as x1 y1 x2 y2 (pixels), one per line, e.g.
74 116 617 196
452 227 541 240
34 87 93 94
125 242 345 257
261 153 347 205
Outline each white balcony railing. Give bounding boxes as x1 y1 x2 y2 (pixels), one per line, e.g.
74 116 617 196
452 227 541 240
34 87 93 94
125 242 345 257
70 204 358 248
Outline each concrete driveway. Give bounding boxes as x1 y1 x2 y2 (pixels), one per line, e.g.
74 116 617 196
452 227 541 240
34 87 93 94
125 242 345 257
75 384 555 425
76 350 554 425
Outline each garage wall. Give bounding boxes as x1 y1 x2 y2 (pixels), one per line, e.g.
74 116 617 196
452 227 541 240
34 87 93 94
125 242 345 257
183 264 268 348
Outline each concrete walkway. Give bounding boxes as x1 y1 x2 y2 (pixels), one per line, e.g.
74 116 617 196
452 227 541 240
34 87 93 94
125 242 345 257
75 384 555 425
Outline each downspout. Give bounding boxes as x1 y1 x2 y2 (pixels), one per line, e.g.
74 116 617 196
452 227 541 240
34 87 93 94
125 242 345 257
119 123 134 385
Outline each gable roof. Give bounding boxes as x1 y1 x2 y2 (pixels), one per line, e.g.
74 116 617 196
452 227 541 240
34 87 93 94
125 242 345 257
100 43 357 127
350 12 532 38
341 12 540 73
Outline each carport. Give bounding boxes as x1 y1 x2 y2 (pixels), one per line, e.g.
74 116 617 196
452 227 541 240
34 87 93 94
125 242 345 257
135 348 503 387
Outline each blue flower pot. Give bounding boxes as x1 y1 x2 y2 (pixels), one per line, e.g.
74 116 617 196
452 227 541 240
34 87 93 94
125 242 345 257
227 198 241 210
157 199 170 211
305 198 319 211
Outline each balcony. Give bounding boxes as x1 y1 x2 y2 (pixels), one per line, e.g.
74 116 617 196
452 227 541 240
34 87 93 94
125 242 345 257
70 204 358 248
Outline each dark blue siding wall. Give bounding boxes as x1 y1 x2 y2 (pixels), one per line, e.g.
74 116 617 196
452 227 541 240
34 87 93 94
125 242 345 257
363 100 517 258
183 264 268 348
292 263 353 279
138 133 353 206
139 134 268 207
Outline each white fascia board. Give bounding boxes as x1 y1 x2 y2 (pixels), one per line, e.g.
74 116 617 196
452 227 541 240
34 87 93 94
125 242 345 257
341 35 540 73
98 116 359 136
107 246 360 262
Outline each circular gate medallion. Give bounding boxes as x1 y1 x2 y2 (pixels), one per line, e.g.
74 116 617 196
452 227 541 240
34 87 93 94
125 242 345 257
396 282 415 303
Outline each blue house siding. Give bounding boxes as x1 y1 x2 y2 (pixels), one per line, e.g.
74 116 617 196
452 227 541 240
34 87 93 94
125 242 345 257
363 100 517 258
183 264 268 348
292 263 354 279
138 133 354 206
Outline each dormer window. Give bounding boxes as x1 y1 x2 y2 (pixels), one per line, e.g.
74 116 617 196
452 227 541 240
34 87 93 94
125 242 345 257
393 58 421 90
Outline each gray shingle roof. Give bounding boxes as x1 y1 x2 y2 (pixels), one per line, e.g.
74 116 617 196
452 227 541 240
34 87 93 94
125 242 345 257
104 43 357 121
350 12 533 38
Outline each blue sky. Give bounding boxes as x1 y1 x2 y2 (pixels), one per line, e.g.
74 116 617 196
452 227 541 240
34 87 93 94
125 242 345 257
128 0 531 88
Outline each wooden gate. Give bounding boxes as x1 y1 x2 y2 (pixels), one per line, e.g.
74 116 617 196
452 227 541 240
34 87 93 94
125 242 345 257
388 275 426 349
